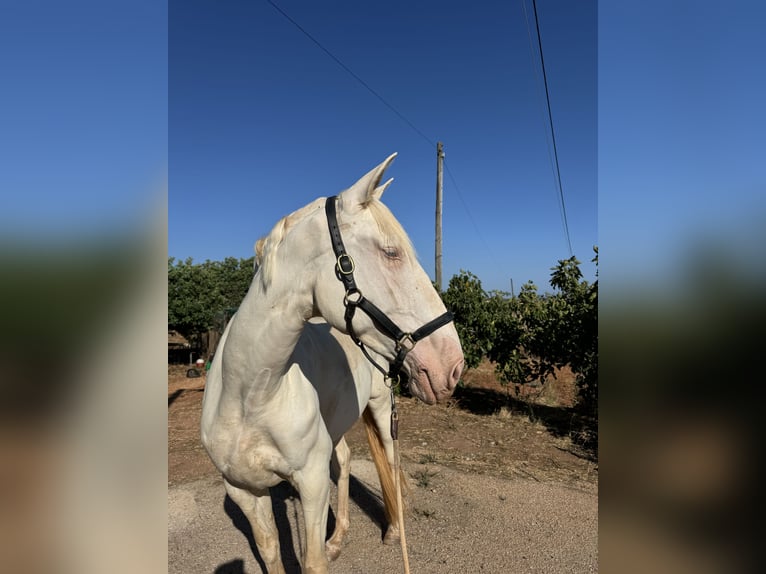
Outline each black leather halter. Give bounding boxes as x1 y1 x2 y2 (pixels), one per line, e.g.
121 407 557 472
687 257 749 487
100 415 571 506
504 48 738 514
325 195 454 383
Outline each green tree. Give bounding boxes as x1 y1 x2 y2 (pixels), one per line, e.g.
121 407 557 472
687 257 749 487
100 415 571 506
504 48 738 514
441 271 497 369
168 256 256 347
489 282 549 386
208 257 254 310
554 250 598 416
168 257 217 342
489 249 598 417
442 248 598 417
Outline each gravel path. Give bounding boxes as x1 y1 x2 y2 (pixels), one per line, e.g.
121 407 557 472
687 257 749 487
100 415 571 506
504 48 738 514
169 459 597 574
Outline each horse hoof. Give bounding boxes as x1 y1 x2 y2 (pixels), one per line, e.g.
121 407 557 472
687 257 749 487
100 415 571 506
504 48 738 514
325 543 342 562
383 528 400 545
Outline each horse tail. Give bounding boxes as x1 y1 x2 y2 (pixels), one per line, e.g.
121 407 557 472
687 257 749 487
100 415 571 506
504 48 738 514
362 406 406 526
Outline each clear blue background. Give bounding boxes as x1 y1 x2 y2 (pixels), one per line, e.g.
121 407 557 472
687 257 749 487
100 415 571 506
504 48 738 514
0 0 167 240
169 0 597 293
600 1 766 295
2 0 763 296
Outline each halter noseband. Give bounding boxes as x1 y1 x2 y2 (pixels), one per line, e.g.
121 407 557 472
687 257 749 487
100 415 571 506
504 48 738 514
325 195 455 383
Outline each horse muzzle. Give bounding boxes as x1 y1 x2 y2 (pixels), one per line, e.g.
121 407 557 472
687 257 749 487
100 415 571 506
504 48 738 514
405 338 464 405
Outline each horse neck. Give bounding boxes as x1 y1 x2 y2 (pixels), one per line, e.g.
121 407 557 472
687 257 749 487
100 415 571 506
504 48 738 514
224 276 313 393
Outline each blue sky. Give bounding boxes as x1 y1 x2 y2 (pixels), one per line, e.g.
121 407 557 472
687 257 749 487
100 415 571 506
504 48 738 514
2 1 763 296
600 1 766 295
169 0 597 293
0 1 167 241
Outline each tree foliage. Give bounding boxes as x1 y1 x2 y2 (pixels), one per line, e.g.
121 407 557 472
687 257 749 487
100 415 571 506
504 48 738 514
168 256 254 343
440 271 497 369
441 248 598 417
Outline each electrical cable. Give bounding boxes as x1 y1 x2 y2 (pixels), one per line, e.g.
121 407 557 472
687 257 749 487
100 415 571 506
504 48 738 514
265 0 436 149
526 0 574 256
266 0 505 273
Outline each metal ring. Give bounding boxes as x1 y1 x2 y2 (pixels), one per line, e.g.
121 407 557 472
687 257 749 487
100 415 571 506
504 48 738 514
343 289 363 306
395 333 415 353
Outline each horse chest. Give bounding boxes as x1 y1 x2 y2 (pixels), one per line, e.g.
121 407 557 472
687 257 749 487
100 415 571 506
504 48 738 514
213 400 328 489
218 431 293 490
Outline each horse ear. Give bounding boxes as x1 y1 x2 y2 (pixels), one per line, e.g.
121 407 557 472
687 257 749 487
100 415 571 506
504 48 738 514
340 153 397 208
371 177 394 200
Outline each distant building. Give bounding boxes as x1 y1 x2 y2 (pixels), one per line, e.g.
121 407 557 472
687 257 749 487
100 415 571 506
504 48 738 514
168 329 193 364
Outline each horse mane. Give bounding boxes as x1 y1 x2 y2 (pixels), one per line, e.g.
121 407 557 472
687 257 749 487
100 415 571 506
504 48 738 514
255 197 416 291
255 199 323 291
253 219 282 290
253 237 266 271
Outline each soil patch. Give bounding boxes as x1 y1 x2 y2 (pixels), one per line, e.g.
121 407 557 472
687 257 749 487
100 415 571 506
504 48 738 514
168 361 598 573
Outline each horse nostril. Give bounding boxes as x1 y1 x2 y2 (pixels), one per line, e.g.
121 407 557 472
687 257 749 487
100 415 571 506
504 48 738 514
449 359 464 389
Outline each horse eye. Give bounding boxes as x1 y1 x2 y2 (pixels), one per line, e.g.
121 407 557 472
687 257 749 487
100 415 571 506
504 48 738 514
383 246 399 259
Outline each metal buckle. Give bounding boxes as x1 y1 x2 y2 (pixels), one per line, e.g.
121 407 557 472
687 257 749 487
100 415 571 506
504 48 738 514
395 333 415 353
336 253 355 275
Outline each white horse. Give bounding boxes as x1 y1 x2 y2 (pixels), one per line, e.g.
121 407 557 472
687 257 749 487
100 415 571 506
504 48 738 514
201 154 464 574
291 320 406 559
248 249 405 557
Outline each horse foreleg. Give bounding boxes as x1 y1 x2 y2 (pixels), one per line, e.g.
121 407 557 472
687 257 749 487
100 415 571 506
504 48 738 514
223 478 286 574
326 437 351 561
292 439 332 574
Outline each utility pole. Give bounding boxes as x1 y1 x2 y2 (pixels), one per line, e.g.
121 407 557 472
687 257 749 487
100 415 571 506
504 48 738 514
435 142 444 291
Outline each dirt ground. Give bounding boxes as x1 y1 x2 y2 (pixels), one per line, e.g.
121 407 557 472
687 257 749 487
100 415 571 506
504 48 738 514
168 361 598 573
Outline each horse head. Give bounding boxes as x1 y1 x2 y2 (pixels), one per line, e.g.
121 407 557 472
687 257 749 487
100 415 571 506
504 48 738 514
313 154 465 404
254 154 464 403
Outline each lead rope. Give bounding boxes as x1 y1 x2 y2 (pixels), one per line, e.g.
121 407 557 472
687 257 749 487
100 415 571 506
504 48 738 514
390 388 411 574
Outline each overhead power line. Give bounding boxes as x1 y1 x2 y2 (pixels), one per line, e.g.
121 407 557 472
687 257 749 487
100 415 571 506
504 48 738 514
265 0 436 149
265 0 501 271
444 160 499 264
526 0 573 256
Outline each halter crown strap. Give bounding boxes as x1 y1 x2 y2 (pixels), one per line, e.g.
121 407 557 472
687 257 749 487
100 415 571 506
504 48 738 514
325 194 357 292
324 195 454 381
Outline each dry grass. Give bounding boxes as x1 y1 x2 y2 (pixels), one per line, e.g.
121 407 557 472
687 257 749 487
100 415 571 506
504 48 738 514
169 359 597 491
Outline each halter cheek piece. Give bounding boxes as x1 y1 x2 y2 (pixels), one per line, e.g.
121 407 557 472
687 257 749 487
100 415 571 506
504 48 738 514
325 195 455 384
